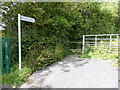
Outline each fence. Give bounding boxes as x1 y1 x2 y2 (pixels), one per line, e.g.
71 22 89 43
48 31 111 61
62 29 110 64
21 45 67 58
82 34 120 53
0 37 10 74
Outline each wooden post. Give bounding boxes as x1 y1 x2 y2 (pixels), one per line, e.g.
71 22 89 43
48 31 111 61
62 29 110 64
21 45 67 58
82 35 85 54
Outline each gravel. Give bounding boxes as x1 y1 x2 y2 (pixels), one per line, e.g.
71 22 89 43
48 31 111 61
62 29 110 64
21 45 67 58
21 55 118 88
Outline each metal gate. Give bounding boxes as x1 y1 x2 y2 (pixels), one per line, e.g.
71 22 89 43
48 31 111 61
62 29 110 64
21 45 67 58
82 34 120 53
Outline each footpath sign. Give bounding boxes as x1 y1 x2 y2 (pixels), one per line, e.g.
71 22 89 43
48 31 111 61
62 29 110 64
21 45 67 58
18 14 35 71
20 15 35 23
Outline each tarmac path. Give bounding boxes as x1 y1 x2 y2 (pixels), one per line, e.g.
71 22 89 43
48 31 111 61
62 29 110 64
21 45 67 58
21 55 118 88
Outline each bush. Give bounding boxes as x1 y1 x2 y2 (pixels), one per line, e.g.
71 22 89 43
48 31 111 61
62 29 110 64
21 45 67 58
54 43 64 59
2 67 32 87
23 42 70 72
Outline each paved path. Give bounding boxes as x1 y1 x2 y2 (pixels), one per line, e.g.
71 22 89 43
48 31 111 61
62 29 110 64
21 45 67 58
21 55 118 88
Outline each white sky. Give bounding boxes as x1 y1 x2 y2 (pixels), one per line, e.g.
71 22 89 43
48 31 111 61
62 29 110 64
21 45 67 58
0 26 4 31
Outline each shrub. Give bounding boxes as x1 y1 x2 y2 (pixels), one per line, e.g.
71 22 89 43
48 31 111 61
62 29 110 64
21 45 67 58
23 42 70 71
54 43 64 59
2 67 32 87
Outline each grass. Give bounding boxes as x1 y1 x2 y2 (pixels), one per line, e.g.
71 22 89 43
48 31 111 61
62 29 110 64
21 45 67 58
2 65 32 88
78 40 119 68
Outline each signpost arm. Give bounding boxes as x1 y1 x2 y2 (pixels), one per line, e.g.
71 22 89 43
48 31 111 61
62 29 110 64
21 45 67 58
18 14 21 71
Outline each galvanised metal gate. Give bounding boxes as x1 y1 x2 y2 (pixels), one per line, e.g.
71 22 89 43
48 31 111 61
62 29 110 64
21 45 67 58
82 34 120 53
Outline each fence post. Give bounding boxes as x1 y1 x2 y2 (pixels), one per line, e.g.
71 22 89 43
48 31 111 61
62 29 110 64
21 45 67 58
0 38 2 84
82 35 85 54
110 35 112 51
5 37 10 74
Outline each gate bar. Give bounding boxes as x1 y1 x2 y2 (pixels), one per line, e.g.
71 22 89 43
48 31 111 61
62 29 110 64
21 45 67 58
85 34 120 36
